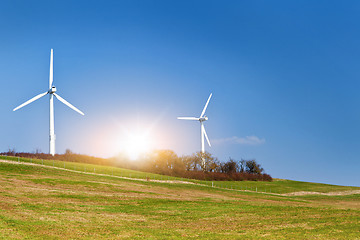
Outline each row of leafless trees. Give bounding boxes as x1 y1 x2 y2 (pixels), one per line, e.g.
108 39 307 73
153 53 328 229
1 149 272 181
132 150 272 181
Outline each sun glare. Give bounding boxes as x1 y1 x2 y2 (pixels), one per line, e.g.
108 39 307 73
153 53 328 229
109 120 161 160
124 133 152 160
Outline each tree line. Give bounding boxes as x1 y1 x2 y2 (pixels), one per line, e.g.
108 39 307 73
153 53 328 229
1 149 272 181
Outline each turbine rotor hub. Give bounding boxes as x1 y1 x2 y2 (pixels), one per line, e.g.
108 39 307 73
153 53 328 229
199 116 208 122
49 86 57 94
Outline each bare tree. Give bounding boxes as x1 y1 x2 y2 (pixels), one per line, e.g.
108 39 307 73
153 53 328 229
245 159 264 174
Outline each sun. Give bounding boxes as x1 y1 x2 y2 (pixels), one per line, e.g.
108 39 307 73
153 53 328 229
109 120 158 160
124 133 152 160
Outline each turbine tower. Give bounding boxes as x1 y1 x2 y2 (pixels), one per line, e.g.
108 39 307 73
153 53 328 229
13 49 84 156
178 93 212 162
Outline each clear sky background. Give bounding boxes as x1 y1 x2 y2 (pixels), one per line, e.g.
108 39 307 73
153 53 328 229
0 0 359 186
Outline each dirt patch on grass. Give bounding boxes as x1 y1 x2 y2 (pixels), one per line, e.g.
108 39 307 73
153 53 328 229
283 190 360 196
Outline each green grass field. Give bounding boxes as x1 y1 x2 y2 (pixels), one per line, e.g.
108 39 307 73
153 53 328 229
0 156 359 239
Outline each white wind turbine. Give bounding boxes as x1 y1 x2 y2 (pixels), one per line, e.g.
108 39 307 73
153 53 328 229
13 49 84 156
178 93 212 160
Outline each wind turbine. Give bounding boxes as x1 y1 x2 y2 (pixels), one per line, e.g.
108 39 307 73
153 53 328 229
178 93 212 162
13 49 84 156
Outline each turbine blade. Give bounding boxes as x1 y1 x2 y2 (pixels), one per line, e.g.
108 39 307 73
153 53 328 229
177 117 200 121
49 49 53 88
202 124 211 147
200 93 212 118
13 91 48 111
53 93 84 115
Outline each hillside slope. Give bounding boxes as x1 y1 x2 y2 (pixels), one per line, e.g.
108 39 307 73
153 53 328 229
0 158 359 239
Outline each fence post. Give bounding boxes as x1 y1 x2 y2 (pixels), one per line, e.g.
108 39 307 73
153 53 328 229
212 181 213 187
256 187 257 192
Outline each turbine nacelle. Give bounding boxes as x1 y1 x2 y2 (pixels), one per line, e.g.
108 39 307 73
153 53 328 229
199 116 208 122
48 86 57 94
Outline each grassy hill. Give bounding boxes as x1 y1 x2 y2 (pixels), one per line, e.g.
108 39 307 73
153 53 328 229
0 156 359 239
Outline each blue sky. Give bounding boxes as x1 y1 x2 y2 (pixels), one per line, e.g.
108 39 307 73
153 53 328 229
0 0 359 186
